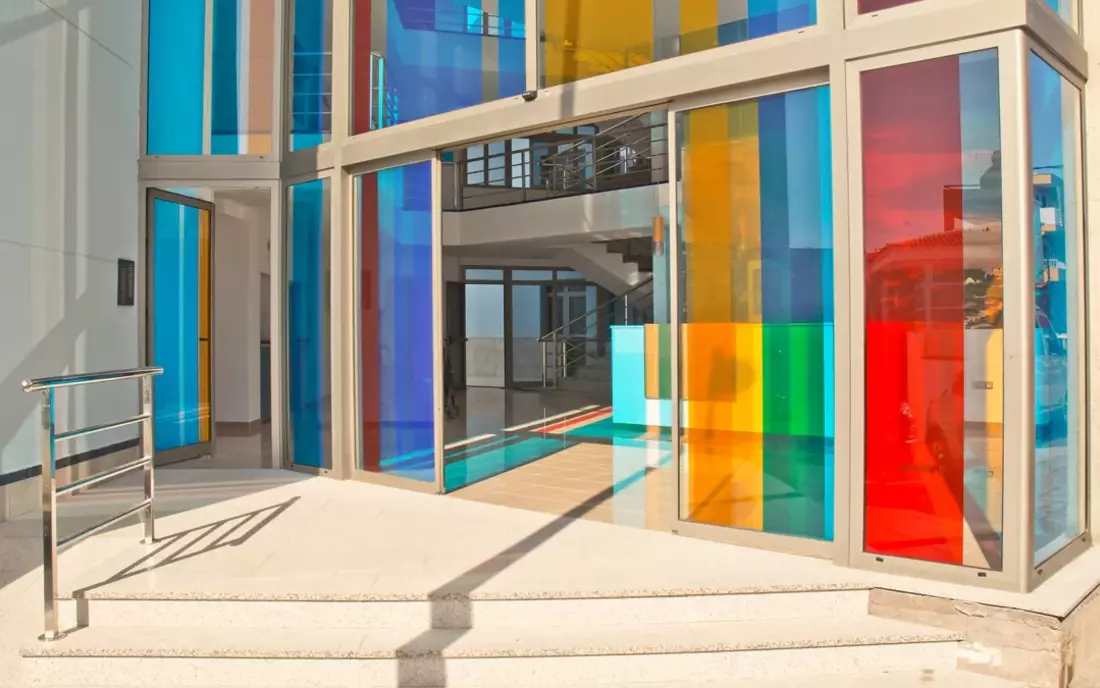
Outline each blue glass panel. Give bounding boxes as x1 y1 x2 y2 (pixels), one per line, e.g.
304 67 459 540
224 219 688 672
291 0 333 150
152 199 202 450
147 0 205 154
1030 53 1082 565
359 163 435 482
210 0 241 154
288 179 332 468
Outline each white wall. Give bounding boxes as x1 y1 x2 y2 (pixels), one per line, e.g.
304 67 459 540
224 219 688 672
212 195 266 425
0 0 141 513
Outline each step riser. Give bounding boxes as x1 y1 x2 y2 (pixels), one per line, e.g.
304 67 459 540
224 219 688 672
59 591 870 630
22 641 959 687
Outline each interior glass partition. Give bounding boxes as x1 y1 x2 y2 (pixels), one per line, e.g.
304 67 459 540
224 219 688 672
859 48 1005 571
541 0 816 87
356 161 436 483
287 178 333 469
1029 51 1084 566
350 0 526 134
675 85 835 543
146 0 276 155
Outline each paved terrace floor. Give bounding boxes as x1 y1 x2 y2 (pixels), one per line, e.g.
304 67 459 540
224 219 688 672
2 465 1099 684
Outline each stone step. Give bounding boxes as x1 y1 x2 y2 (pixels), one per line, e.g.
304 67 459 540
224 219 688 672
57 588 871 630
22 616 961 687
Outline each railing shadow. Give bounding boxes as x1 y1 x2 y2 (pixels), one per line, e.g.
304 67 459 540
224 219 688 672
70 496 299 599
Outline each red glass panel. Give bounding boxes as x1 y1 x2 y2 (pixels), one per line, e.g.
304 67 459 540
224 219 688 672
861 51 1004 570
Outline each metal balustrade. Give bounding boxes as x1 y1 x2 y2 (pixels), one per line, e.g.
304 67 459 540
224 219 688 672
21 367 163 642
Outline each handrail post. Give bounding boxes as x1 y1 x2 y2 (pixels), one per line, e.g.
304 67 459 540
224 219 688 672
139 376 156 545
39 389 64 642
551 331 558 387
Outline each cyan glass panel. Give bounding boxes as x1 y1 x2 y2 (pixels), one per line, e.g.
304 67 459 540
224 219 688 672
291 0 334 150
147 0 205 154
151 199 204 450
210 0 240 153
288 179 333 468
350 0 526 134
1030 53 1083 565
1044 0 1075 28
359 163 435 482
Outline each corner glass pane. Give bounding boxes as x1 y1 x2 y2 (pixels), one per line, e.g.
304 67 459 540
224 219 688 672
287 179 333 469
350 0 526 134
677 85 835 542
858 0 925 12
290 0 334 151
542 0 816 87
357 162 435 482
147 0 276 155
861 50 1004 570
1030 53 1083 565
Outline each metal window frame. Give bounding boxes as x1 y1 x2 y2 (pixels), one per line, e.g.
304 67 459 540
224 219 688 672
345 152 444 494
1025 36 1092 589
845 31 1031 591
666 69 836 560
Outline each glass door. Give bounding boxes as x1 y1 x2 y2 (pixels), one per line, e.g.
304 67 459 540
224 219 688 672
145 188 215 464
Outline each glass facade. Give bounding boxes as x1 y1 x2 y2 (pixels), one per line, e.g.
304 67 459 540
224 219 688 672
1030 53 1083 565
542 0 816 87
677 86 835 541
357 163 435 482
135 0 1090 591
860 50 1005 570
147 0 276 155
350 0 526 134
290 0 334 150
287 179 333 469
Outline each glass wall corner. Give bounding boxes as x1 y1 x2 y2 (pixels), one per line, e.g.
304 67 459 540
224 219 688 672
844 34 1040 589
146 0 278 156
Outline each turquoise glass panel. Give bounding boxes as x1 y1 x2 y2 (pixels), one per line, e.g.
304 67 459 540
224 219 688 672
1044 0 1075 27
358 162 435 482
1030 53 1083 565
152 199 202 450
291 0 333 150
288 179 333 468
147 0 205 154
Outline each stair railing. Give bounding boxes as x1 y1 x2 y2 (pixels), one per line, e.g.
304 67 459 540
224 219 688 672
540 278 655 388
22 366 164 642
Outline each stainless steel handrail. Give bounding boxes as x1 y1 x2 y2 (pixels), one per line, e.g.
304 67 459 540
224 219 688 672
21 366 163 642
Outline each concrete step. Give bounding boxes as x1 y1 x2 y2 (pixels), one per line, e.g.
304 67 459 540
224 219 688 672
58 588 871 630
22 616 961 687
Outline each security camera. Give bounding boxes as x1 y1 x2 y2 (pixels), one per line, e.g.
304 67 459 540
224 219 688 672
522 90 538 102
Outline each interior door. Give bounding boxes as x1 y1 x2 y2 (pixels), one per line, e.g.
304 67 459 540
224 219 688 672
146 188 214 465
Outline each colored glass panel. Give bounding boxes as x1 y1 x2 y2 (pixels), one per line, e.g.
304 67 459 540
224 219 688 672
542 0 816 87
1030 53 1083 565
147 0 276 155
288 179 333 469
350 0 526 135
291 0 333 150
677 85 834 542
858 0 924 12
1043 0 1075 28
151 198 212 451
147 0 205 154
861 50 1004 570
359 163 435 483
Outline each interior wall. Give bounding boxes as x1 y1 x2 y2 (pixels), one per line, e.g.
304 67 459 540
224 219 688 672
212 192 268 427
0 1 142 519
